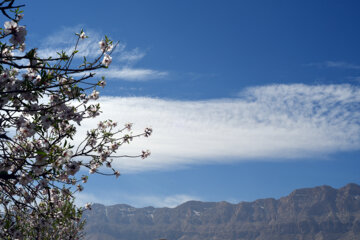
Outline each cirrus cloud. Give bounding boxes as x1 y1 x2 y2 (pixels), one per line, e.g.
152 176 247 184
37 26 168 82
94 67 168 81
75 84 360 173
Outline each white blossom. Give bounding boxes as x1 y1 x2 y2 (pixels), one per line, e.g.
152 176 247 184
66 161 80 176
79 32 86 39
89 90 99 100
9 26 27 46
99 40 113 52
101 54 112 67
0 8 151 239
98 80 106 87
4 21 17 34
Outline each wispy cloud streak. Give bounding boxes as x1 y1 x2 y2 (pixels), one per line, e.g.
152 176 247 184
118 48 146 64
37 25 113 59
37 26 166 81
76 84 360 173
307 61 360 70
95 67 168 81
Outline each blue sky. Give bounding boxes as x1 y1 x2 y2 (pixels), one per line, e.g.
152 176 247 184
21 0 360 207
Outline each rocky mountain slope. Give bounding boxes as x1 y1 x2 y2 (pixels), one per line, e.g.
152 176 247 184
83 183 360 240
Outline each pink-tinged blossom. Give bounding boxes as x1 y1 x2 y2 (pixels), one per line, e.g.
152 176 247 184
89 90 99 100
144 127 153 137
123 134 133 143
16 14 24 20
79 32 86 39
58 77 68 84
98 121 105 129
66 162 80 176
19 174 31 186
32 165 44 176
77 184 84 192
85 203 92 210
63 150 73 161
99 40 106 51
106 161 112 168
141 150 151 159
0 11 152 238
9 26 27 46
1 47 13 62
89 167 96 174
101 54 112 67
88 137 97 146
19 43 25 52
4 21 27 46
4 21 17 34
39 179 48 189
71 179 77 185
82 176 88 183
100 150 110 162
99 40 113 52
87 105 100 117
111 143 119 151
125 123 133 131
35 75 42 84
19 126 35 138
98 80 106 87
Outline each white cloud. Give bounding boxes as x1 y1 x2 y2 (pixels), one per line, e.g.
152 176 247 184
36 26 167 81
37 25 109 59
308 61 360 70
95 67 168 81
325 61 360 69
346 76 360 82
75 192 200 208
118 48 146 63
75 84 360 173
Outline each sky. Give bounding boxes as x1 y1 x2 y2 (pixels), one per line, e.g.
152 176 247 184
19 0 360 207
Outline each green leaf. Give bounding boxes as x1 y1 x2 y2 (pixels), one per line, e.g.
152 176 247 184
36 150 47 156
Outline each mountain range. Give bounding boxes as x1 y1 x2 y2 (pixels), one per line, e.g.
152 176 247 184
83 183 360 240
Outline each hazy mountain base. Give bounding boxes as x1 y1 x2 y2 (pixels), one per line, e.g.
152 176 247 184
83 183 360 240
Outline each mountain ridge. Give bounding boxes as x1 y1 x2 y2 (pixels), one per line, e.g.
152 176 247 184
84 183 360 240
